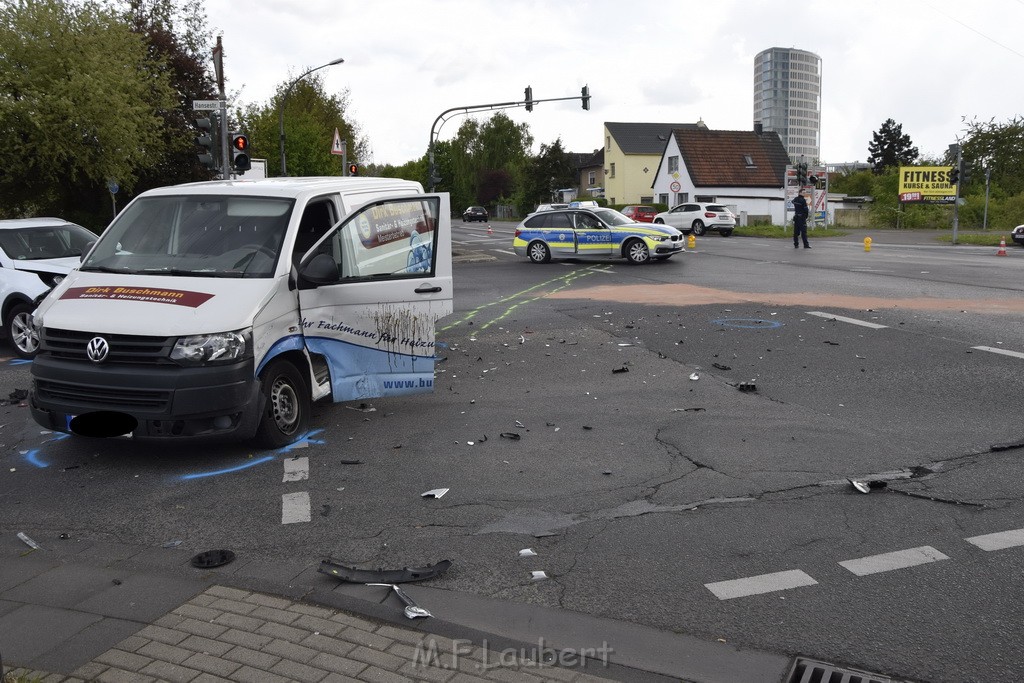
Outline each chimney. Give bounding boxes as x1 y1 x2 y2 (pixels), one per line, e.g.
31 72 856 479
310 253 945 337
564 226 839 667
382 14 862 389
754 121 763 135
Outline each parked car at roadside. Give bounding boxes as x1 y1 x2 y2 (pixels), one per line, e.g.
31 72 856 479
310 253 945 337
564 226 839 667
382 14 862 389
513 207 684 264
653 202 736 236
0 217 97 358
1011 224 1024 247
462 206 489 222
620 205 658 223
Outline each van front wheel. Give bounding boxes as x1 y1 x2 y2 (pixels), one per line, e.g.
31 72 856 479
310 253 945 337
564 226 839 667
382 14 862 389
255 359 310 449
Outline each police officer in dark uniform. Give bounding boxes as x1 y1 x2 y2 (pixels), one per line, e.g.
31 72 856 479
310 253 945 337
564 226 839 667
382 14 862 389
792 189 811 249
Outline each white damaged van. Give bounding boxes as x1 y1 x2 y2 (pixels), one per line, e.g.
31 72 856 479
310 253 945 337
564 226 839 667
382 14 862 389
29 177 452 447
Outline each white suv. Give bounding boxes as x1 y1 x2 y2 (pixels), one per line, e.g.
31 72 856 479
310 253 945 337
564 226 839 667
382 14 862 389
653 202 736 236
0 218 97 358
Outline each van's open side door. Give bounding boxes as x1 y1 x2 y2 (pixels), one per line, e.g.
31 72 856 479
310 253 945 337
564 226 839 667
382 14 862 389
296 194 453 401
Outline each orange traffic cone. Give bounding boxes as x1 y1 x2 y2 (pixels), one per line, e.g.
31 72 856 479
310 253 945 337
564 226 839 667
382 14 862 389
487 225 493 236
997 238 1007 256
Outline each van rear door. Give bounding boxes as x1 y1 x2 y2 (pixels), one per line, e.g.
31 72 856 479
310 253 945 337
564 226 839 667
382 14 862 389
296 194 453 401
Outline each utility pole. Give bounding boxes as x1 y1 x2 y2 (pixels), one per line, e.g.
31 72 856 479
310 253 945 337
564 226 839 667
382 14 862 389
213 37 230 180
983 166 991 230
951 144 962 245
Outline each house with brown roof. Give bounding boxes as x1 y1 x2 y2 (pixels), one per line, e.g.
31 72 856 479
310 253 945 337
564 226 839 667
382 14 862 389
652 124 790 225
604 121 702 205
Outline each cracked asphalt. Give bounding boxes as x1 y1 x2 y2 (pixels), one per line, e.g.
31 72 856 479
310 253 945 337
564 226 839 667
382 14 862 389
3 231 1023 682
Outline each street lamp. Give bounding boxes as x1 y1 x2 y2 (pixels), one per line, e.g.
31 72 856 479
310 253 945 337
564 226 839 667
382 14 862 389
278 57 345 176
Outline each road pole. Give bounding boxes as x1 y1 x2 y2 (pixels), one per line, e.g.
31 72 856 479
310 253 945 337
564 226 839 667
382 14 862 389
278 57 344 176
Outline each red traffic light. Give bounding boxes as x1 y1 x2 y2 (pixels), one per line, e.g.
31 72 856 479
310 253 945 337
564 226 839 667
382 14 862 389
231 134 249 151
348 163 358 176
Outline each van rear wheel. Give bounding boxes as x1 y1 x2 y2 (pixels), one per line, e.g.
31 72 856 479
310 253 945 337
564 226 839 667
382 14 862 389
255 359 310 449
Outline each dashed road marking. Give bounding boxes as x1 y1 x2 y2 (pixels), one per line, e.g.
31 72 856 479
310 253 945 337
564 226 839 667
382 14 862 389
283 456 309 482
282 492 311 524
705 569 818 600
839 546 949 576
806 311 888 329
971 346 1024 360
491 249 516 255
965 528 1024 551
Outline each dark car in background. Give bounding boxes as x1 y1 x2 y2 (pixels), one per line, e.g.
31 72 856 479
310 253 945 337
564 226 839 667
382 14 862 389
463 206 489 222
620 205 658 223
1012 224 1024 247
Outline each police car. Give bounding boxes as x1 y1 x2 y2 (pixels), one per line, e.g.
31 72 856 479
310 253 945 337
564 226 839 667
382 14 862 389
512 207 684 264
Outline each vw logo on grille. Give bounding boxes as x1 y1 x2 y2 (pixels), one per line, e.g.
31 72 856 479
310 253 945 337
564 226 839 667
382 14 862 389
86 337 110 363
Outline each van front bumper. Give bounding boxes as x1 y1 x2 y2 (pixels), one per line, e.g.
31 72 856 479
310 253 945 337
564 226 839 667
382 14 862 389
29 355 264 441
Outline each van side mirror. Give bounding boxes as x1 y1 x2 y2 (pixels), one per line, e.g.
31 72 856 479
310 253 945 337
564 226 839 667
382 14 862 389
299 253 340 286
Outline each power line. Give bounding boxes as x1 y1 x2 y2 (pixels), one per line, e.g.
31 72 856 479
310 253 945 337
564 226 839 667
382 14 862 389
928 4 1024 59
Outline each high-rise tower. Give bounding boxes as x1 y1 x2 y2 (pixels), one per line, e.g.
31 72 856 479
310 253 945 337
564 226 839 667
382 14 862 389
753 47 821 163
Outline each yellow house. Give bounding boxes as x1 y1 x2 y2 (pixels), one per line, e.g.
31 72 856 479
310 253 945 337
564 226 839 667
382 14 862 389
603 121 705 205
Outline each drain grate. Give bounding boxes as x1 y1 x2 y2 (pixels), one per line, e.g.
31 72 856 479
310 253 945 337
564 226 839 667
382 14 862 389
786 657 895 683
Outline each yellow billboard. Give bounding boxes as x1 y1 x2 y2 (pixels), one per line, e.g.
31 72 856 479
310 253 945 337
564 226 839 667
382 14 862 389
898 166 956 203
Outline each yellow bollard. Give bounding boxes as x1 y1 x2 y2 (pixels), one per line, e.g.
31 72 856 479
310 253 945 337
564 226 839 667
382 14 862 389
864 236 872 252
688 233 696 249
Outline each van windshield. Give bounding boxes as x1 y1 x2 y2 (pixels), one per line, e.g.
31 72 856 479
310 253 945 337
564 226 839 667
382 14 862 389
81 195 295 278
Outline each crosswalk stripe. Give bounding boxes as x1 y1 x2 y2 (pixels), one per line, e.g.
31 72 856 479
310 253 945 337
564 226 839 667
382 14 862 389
806 311 888 329
281 492 311 524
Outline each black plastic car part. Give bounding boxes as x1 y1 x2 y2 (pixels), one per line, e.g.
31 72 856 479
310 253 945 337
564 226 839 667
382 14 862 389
318 558 452 583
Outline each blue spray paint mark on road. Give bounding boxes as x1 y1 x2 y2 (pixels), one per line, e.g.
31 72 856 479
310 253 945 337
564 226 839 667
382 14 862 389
9 359 32 366
711 318 784 330
276 429 325 454
179 455 275 480
24 449 48 468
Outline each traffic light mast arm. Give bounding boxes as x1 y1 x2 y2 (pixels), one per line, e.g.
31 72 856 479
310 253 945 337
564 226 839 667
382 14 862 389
427 90 592 191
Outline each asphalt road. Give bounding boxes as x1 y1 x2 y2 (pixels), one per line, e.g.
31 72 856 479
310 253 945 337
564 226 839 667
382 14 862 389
2 222 1023 682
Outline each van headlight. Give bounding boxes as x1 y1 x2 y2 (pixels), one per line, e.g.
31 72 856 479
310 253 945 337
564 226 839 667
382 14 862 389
171 329 251 365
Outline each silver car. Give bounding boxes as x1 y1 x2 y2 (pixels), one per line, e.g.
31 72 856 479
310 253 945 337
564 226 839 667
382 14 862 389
653 202 736 236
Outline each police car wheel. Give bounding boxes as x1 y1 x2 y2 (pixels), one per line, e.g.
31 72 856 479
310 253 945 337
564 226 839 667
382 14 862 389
528 241 551 263
625 239 650 264
255 358 310 449
692 220 707 236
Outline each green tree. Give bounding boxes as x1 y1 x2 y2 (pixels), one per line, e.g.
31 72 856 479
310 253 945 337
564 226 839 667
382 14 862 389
521 138 574 212
238 72 366 177
867 118 919 174
0 0 176 226
959 115 1024 197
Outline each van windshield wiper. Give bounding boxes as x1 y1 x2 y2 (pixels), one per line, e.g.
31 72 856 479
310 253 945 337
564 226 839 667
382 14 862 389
139 268 244 278
79 265 136 273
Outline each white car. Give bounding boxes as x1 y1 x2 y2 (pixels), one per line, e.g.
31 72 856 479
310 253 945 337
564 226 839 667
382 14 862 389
0 218 97 358
653 202 736 236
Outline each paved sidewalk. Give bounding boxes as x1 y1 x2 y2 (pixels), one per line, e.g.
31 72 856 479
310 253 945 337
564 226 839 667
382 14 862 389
5 585 619 683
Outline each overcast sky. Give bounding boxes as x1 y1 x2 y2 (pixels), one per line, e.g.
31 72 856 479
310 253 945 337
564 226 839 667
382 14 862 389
205 0 1024 167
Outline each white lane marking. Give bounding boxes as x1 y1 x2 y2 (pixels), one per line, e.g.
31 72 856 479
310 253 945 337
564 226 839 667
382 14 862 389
965 528 1024 551
839 546 949 576
283 456 309 482
806 311 888 329
282 492 311 524
491 249 517 255
705 569 818 600
971 346 1024 360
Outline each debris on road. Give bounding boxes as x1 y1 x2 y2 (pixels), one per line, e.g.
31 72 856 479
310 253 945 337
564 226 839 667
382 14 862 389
519 548 538 557
689 373 699 381
712 363 731 371
17 532 41 551
500 432 522 440
848 479 887 494
612 366 629 374
735 381 757 393
672 407 706 412
190 549 235 569
347 403 377 412
319 559 453 583
338 459 364 465
421 488 449 499
367 583 433 619
530 571 550 581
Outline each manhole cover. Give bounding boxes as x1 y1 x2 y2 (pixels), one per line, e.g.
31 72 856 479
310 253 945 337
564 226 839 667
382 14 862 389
191 549 235 569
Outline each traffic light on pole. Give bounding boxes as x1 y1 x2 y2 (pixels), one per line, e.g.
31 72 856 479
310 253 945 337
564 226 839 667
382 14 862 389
948 165 959 185
348 163 358 176
581 85 590 110
796 162 807 186
525 86 533 112
230 132 251 172
196 118 217 170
